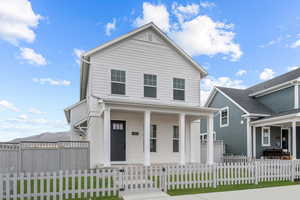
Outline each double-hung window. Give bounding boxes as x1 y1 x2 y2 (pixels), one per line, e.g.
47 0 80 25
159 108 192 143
173 126 179 152
173 78 185 101
111 69 126 95
150 125 157 152
262 127 271 147
220 107 229 127
144 74 157 98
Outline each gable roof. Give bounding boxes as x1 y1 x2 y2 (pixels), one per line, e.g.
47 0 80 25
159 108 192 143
79 22 208 99
206 86 273 115
247 67 300 94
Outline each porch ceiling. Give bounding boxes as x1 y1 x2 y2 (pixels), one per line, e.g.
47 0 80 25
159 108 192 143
251 111 300 127
101 98 218 117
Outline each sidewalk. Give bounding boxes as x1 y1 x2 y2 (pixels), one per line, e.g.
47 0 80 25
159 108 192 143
123 185 300 200
167 185 300 200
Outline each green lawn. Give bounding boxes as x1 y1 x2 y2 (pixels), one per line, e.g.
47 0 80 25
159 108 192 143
167 181 299 196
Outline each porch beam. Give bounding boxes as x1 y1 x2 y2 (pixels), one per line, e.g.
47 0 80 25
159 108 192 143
144 110 151 166
292 121 297 159
179 113 186 165
207 114 214 165
103 107 111 167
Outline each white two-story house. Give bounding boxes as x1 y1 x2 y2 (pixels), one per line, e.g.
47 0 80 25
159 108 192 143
64 22 217 168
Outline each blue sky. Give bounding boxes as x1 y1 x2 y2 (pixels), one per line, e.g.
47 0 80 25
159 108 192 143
1 0 300 141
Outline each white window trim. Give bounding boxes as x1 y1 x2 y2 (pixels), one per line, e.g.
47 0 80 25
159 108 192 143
261 127 271 147
173 77 186 101
143 73 158 98
200 132 216 141
220 107 229 127
110 69 126 95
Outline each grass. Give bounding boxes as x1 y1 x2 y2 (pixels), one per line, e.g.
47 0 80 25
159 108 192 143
167 181 299 196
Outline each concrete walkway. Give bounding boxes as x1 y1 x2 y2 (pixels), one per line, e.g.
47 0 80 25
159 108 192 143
123 185 300 200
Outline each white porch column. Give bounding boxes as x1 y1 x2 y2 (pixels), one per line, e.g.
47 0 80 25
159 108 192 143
179 113 186 165
103 107 111 167
207 114 214 165
144 110 151 166
246 118 252 158
252 126 256 158
292 121 297 159
295 83 299 109
190 120 201 163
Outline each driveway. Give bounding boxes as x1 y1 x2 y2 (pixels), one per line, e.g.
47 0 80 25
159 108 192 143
123 185 300 200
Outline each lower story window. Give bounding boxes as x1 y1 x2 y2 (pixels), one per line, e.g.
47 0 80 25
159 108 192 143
173 126 179 152
262 127 271 147
150 125 157 152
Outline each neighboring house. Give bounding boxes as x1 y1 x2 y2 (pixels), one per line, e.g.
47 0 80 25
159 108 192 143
202 68 300 159
64 22 217 168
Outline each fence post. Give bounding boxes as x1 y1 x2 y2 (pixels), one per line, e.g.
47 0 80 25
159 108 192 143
213 164 217 188
254 161 258 184
162 166 167 192
291 160 295 182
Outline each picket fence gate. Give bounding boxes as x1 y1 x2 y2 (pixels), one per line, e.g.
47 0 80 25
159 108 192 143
1 160 300 200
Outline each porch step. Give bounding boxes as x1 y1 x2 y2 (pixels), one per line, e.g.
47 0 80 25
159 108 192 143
121 190 170 200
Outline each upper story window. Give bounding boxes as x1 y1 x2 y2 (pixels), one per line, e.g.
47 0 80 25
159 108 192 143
173 78 185 101
220 107 229 127
111 69 126 95
144 74 157 98
262 127 271 147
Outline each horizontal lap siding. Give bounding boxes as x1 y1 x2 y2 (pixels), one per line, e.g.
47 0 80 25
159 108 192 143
90 29 201 106
111 111 191 164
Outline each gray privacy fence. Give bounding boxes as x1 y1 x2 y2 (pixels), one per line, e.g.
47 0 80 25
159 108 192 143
200 140 224 163
0 141 89 173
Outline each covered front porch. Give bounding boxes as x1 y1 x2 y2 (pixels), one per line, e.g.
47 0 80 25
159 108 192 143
89 99 217 168
250 111 300 159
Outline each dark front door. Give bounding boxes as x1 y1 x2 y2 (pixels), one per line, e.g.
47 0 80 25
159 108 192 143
111 120 126 162
282 129 289 151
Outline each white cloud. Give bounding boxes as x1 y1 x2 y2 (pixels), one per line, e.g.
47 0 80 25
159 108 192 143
290 39 300 48
0 100 19 112
19 47 47 66
236 69 247 76
134 2 242 61
0 117 68 141
200 1 216 8
171 15 242 61
18 114 28 120
32 78 71 86
105 18 117 36
134 2 170 32
259 68 275 80
200 76 246 105
28 108 46 115
287 65 300 71
0 0 42 44
73 48 84 64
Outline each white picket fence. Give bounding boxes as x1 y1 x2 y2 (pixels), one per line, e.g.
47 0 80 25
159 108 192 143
1 160 300 199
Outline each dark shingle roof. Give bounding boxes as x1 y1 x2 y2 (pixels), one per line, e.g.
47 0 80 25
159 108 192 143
253 108 300 121
247 67 300 93
216 87 274 115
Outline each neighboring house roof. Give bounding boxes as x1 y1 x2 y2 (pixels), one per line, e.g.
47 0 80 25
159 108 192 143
247 67 300 95
205 68 300 116
212 87 273 115
79 22 208 100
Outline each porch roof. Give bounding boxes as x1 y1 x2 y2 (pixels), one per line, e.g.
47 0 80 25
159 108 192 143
101 98 219 116
251 109 300 126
